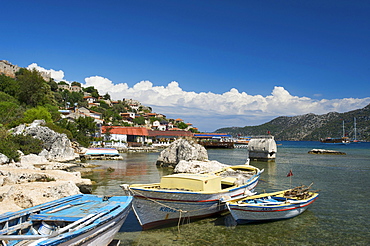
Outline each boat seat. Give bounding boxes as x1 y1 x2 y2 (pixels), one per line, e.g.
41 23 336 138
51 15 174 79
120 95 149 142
29 214 83 222
221 177 237 186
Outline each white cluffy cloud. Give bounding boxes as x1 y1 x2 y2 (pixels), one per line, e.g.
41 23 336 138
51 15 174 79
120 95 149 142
84 75 370 131
27 63 65 82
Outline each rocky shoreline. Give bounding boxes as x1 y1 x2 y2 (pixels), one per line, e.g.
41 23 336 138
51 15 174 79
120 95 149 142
0 120 93 214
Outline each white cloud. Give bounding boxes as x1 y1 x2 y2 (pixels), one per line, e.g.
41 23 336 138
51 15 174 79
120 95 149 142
27 63 65 82
83 75 370 131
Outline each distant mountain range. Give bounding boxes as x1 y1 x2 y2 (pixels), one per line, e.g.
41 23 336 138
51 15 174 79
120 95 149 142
215 104 370 141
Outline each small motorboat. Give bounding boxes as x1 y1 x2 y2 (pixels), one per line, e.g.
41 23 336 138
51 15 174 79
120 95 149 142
0 194 133 246
226 185 319 224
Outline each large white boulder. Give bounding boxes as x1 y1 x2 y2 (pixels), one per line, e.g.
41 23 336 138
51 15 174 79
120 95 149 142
156 138 208 168
11 120 77 162
174 160 229 174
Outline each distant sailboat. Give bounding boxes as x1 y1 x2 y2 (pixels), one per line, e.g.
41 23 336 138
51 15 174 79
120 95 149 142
352 117 361 143
320 120 350 145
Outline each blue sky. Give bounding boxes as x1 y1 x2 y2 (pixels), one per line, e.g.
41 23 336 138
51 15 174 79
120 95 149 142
2 0 370 131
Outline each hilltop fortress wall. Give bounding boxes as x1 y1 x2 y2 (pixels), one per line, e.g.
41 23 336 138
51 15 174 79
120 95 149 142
0 60 51 81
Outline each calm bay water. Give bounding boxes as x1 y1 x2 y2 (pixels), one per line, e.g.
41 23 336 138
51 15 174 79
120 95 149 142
85 141 370 245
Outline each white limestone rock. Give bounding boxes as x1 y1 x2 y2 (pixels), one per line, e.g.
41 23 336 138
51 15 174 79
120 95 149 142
0 181 81 213
11 120 76 162
0 153 9 164
174 160 229 174
156 138 208 168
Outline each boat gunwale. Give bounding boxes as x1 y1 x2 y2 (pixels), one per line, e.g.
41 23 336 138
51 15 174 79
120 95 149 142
227 192 319 208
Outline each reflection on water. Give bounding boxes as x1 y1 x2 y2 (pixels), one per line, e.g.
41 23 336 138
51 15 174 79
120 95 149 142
84 142 370 245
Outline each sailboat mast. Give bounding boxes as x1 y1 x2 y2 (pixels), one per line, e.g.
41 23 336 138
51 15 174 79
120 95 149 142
354 117 357 141
342 120 345 138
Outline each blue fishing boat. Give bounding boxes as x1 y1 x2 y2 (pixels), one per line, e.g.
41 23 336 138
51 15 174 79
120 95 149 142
226 186 319 224
0 194 133 246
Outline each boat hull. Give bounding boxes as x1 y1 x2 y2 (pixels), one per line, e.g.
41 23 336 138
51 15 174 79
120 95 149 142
129 175 260 230
0 194 133 246
48 206 131 246
227 193 319 224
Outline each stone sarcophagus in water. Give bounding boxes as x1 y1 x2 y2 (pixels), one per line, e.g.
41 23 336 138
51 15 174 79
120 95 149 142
248 136 277 161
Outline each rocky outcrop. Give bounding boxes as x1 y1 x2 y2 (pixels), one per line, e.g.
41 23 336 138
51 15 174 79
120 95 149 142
308 149 346 155
156 139 208 168
0 181 81 214
0 165 92 214
174 160 228 174
11 120 77 162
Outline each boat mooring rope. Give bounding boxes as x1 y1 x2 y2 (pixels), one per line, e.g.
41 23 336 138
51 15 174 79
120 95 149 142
129 189 225 233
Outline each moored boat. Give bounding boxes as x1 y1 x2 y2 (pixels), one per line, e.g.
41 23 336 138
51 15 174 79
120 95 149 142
226 186 319 224
121 165 263 230
0 194 133 246
84 148 120 156
320 137 350 145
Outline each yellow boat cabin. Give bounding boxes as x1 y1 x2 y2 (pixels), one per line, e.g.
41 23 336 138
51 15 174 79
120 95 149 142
160 173 223 192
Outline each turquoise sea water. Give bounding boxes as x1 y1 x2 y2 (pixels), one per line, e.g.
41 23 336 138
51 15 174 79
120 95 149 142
86 141 370 245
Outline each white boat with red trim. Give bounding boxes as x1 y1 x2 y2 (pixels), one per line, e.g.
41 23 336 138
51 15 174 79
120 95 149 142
226 186 319 224
121 165 263 230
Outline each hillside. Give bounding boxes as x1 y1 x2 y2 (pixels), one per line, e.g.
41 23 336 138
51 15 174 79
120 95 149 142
215 104 370 141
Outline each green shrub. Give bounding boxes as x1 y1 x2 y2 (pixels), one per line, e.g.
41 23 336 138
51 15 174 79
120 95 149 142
0 137 20 162
11 134 44 155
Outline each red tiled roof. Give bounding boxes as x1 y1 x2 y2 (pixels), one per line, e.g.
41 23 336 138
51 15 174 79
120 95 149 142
102 126 149 136
148 130 193 137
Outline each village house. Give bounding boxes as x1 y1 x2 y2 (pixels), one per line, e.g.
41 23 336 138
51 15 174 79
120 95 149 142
152 120 167 131
101 126 149 147
70 85 82 92
58 84 70 91
59 106 104 125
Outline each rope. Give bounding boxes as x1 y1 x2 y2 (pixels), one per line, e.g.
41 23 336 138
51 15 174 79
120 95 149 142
130 188 226 214
130 187 227 236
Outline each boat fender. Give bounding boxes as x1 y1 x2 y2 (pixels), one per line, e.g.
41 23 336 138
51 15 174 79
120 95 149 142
120 184 129 190
244 189 256 196
120 184 131 196
219 195 231 202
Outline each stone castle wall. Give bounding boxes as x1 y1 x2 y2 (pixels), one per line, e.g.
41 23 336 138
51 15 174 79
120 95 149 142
0 60 51 81
0 60 19 78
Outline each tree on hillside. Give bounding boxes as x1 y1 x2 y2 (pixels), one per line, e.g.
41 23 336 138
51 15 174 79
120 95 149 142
48 78 58 92
133 116 146 125
103 93 111 100
0 74 19 97
176 121 188 129
16 68 55 107
23 106 53 123
75 116 98 147
76 116 97 136
83 86 99 98
0 101 24 126
71 81 81 87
